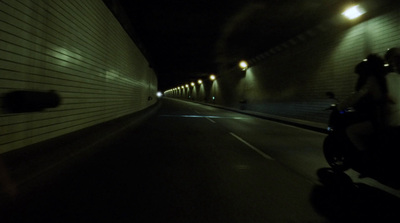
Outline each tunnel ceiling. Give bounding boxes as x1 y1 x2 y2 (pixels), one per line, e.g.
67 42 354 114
118 0 371 90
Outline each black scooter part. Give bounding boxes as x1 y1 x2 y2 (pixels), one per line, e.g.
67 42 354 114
323 135 351 172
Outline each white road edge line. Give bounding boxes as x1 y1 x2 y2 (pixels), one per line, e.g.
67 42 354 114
205 117 216 123
229 132 274 160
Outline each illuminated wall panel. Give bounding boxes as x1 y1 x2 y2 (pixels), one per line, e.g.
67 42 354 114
178 6 400 127
241 8 400 125
0 0 157 153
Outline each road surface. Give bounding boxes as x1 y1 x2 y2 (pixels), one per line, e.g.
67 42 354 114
1 98 400 222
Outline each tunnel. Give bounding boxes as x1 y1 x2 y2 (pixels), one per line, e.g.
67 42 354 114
1 0 400 222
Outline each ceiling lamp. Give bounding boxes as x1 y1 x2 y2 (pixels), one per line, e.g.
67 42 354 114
239 60 248 71
342 5 365 20
209 74 216 81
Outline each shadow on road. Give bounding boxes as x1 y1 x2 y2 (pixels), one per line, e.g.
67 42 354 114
311 168 400 222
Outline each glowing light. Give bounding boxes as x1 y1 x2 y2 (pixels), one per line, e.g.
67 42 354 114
185 84 189 88
156 91 163 97
198 79 202 84
191 82 195 86
239 60 248 70
342 5 365 20
209 74 216 81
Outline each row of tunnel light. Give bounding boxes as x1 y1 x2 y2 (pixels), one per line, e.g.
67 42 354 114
163 74 215 95
163 4 366 95
164 60 249 94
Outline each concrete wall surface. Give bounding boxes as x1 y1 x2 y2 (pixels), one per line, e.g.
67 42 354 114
0 0 157 154
167 3 400 128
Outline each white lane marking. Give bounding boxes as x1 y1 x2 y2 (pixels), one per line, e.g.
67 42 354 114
229 132 274 160
205 117 216 123
160 115 246 119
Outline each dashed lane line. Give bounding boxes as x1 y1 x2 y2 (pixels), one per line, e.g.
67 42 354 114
206 117 216 123
229 132 274 161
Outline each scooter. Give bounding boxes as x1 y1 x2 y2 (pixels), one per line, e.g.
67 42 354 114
322 92 400 186
323 92 359 172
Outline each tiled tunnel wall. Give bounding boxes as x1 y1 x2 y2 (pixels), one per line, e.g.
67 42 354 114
234 8 400 125
0 0 158 154
167 5 400 127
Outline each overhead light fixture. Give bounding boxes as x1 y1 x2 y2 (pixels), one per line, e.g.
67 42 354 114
209 74 216 81
198 79 203 84
191 82 195 86
342 5 365 20
239 60 248 71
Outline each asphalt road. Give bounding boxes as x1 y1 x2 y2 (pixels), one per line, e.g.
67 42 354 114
2 98 400 222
